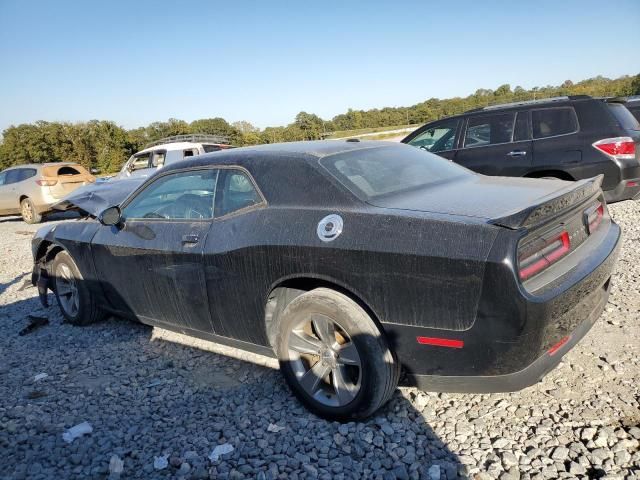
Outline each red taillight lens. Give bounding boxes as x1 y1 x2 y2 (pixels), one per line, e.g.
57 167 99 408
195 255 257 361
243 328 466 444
518 231 571 281
586 203 604 234
593 137 636 159
36 179 57 186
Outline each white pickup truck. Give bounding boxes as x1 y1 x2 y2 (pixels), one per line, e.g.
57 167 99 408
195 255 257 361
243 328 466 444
114 134 233 180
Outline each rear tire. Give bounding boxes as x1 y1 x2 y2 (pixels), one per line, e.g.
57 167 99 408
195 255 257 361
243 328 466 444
52 251 104 325
276 288 399 421
21 198 42 224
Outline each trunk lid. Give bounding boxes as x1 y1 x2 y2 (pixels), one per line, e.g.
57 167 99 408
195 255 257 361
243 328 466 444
367 174 603 229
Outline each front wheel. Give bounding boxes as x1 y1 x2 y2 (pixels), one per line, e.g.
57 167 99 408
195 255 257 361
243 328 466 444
52 251 104 325
21 198 42 224
276 288 399 421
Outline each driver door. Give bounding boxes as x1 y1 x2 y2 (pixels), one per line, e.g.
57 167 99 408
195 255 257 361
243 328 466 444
91 168 218 333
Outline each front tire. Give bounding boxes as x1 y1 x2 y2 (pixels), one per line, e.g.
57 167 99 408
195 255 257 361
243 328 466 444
276 288 399 421
21 198 42 224
52 251 104 325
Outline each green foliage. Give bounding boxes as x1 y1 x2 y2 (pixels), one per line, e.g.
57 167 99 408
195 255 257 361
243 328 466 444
1 73 638 173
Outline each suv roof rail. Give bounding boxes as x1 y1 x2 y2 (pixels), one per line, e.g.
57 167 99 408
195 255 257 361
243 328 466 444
467 95 592 113
145 133 231 148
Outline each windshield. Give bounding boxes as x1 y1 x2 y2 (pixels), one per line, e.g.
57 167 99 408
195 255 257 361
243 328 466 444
320 145 471 201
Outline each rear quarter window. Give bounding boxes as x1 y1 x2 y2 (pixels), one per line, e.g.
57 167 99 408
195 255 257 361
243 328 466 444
531 107 578 139
607 103 640 131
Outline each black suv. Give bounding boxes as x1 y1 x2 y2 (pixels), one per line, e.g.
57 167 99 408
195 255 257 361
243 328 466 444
402 95 640 202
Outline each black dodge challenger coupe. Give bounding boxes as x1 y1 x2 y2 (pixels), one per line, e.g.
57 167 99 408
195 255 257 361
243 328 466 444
32 140 621 420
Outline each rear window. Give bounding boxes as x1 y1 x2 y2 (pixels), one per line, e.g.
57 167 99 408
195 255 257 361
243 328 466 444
320 146 470 201
628 105 640 122
42 164 87 177
532 107 578 138
607 103 640 130
57 166 82 176
203 145 222 153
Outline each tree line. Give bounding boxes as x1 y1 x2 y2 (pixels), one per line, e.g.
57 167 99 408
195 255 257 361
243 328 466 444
1 74 638 174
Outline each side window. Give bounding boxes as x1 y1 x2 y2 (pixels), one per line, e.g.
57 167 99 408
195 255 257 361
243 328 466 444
531 108 578 139
464 113 515 148
513 111 529 141
130 153 151 171
215 169 263 217
5 169 23 185
183 149 198 158
0 171 6 185
123 169 218 220
407 119 459 153
20 168 37 181
151 151 166 168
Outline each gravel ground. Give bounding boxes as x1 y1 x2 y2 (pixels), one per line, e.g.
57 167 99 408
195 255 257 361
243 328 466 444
1 202 639 480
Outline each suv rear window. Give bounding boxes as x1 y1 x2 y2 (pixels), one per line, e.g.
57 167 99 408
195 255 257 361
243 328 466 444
464 113 514 148
607 103 640 130
531 108 578 138
320 146 470 200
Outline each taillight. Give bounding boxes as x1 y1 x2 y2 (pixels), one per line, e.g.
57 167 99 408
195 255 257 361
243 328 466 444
36 179 57 186
592 136 636 160
585 202 604 234
518 231 571 281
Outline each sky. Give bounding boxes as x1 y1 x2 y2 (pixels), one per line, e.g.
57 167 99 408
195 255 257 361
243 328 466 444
0 0 639 132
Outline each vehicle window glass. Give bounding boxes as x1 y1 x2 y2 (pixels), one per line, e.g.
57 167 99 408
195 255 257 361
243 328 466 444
607 103 640 131
151 151 166 167
464 113 515 148
183 149 197 158
5 169 23 185
131 153 151 171
407 119 459 152
57 166 81 176
203 144 222 153
215 170 262 217
513 111 529 141
531 108 578 138
628 106 640 122
0 171 7 185
320 145 471 201
123 169 218 220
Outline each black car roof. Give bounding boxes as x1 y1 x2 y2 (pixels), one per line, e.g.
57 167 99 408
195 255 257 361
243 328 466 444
162 140 401 172
160 140 411 208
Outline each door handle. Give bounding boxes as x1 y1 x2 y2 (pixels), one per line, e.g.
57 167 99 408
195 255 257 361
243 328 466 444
181 234 200 244
507 150 527 157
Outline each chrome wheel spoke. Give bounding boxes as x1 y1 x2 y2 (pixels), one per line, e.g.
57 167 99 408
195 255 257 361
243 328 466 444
299 360 331 395
332 366 357 404
336 342 360 366
57 283 72 296
289 331 323 355
312 315 336 347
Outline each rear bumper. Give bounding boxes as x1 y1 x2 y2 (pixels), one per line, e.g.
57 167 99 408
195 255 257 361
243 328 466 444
404 276 610 392
604 178 640 203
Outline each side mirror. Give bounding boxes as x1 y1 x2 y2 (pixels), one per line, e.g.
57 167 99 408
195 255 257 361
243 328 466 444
98 206 122 226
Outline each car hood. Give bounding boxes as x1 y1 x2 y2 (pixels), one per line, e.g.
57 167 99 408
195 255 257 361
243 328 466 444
367 175 579 226
53 177 146 215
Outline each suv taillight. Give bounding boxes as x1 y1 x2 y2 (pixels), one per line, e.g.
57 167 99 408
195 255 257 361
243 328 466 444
592 137 636 160
518 231 571 281
36 179 57 186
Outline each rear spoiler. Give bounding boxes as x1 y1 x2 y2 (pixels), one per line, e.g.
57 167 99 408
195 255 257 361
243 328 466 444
489 175 604 230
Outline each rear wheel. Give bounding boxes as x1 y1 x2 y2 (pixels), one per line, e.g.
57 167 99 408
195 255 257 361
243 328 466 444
276 288 399 420
52 251 104 325
21 198 42 224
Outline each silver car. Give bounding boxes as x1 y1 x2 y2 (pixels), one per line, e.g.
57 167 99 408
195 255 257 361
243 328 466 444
0 163 95 223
